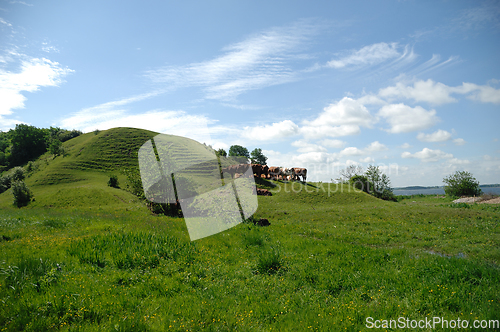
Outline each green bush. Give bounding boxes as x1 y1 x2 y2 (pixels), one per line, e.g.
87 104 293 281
108 174 119 188
49 139 63 156
12 180 33 207
0 175 11 193
443 171 481 197
12 166 25 181
350 175 373 193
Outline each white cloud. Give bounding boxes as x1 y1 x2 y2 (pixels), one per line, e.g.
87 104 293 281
360 157 375 163
299 124 360 140
453 138 466 146
400 143 412 149
63 109 215 143
327 42 400 68
378 103 438 133
365 141 388 152
305 97 374 127
339 141 387 158
291 151 337 165
241 120 299 141
300 97 374 140
448 158 470 165
212 142 229 151
60 90 164 129
379 79 500 105
145 20 319 100
379 79 456 105
401 148 453 162
291 140 327 153
417 129 452 142
0 18 12 27
340 146 364 156
457 82 500 104
0 56 73 116
318 139 345 149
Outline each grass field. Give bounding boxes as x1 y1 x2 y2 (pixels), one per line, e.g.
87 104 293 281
1 183 499 331
0 128 499 331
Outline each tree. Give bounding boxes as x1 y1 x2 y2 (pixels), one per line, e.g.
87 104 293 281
443 171 481 197
215 148 227 157
228 145 250 160
350 175 373 193
49 139 63 156
365 165 396 201
108 174 119 188
250 148 268 165
12 180 33 207
337 165 364 183
9 124 47 166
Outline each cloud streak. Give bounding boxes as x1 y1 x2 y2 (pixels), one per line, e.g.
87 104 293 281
327 42 400 69
145 20 320 101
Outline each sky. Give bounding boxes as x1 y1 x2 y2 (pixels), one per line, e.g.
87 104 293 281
1 0 499 187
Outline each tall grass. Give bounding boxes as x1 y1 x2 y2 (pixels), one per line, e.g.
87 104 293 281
0 184 499 331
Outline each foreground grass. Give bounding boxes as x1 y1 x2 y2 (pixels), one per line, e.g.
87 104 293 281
1 183 499 331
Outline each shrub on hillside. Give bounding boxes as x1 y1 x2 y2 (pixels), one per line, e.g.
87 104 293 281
58 129 82 142
12 180 33 207
443 171 481 197
108 174 119 188
12 167 25 181
350 175 373 193
49 139 63 156
0 175 11 194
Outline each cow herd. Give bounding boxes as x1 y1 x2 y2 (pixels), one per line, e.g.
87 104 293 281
252 164 307 182
221 164 307 182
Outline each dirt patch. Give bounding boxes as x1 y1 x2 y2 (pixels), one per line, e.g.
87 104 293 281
453 197 482 203
479 197 500 204
453 196 500 204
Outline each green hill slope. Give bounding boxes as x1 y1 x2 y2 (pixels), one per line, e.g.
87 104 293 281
0 127 379 211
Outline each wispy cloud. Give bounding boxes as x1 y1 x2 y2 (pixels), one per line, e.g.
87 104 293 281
59 90 166 129
327 42 401 69
452 1 500 32
145 20 320 101
241 120 300 141
0 55 73 117
0 17 12 27
9 1 34 6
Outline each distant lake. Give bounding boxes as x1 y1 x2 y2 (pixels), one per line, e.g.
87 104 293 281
393 186 500 196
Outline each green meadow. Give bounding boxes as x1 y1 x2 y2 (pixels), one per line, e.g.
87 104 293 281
0 128 499 331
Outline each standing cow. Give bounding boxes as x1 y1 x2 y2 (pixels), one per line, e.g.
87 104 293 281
293 168 307 182
251 164 262 178
282 167 294 181
267 166 281 180
261 165 269 179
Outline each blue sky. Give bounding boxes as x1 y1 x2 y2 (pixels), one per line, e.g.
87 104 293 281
1 0 499 186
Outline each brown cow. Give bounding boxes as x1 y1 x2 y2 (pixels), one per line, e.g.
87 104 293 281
267 166 281 180
260 165 269 178
222 164 250 179
293 168 307 182
252 164 262 178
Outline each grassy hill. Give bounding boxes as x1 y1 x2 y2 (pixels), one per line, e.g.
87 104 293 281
0 128 499 331
0 127 223 209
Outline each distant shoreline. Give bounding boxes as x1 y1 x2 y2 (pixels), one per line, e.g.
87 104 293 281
394 184 500 190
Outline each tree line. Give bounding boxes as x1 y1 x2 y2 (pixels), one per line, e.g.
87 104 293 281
0 124 83 172
215 145 268 165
